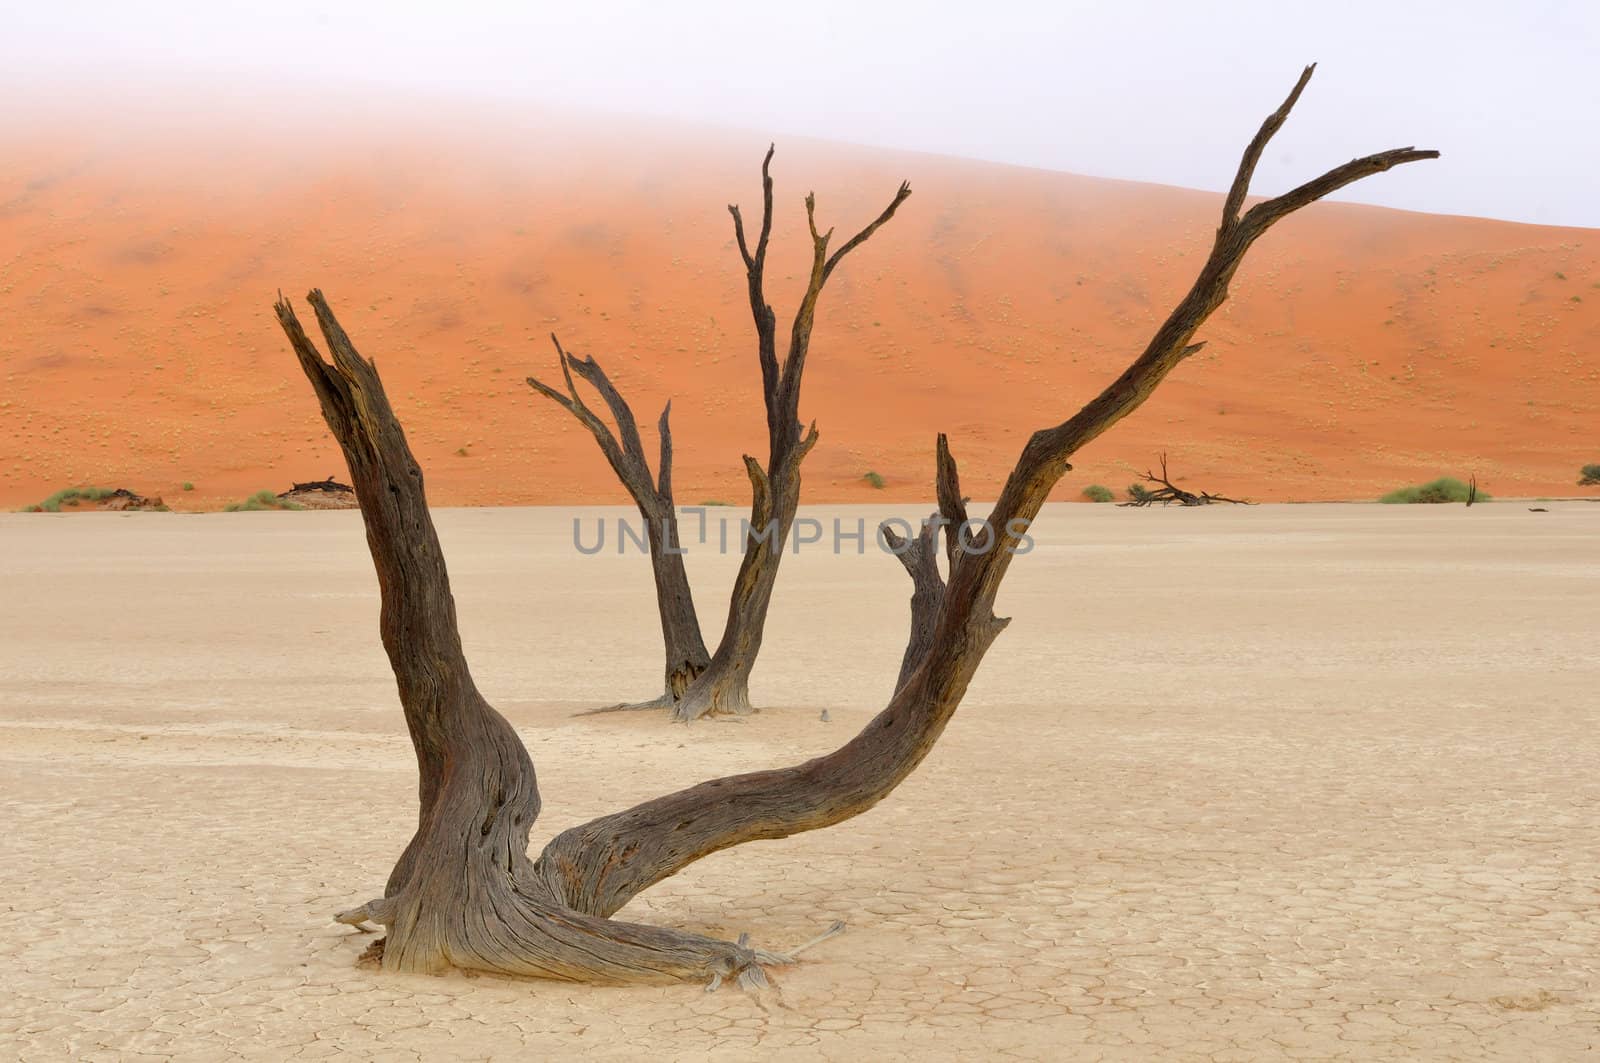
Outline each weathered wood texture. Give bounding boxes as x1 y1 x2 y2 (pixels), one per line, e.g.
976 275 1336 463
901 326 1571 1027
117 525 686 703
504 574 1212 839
276 291 786 984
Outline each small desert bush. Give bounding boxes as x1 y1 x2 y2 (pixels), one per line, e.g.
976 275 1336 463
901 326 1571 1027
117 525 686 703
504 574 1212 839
697 499 732 507
1127 483 1154 503
181 481 195 491
224 490 304 512
1579 463 1600 487
1081 484 1115 503
1378 477 1487 504
862 471 886 489
24 486 116 512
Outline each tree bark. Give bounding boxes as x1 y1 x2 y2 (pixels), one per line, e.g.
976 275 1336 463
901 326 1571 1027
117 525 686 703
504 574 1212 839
277 291 794 984
881 513 945 696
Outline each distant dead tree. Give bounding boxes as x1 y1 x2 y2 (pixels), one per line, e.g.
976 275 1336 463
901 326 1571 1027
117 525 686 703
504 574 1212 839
528 147 910 717
1120 454 1250 506
273 65 1434 985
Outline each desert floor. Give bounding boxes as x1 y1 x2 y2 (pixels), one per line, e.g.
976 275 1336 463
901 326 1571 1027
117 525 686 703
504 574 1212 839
1 502 1596 1061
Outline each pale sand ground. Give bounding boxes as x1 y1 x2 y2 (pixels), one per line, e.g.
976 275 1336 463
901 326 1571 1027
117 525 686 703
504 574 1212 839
1 502 1596 1061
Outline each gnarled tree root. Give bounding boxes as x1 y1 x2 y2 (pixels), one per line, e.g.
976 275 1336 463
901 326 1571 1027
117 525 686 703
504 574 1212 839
670 673 757 722
333 895 842 987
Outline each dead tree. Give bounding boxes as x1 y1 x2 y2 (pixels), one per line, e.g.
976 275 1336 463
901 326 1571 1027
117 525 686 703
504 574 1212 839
528 148 910 719
1119 453 1250 506
527 341 709 707
670 153 910 721
276 65 1434 984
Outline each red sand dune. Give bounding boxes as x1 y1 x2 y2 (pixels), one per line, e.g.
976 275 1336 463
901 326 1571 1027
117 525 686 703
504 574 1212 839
2 99 1596 510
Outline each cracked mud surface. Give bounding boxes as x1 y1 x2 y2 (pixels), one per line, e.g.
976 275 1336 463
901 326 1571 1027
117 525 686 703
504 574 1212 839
1 503 1596 1060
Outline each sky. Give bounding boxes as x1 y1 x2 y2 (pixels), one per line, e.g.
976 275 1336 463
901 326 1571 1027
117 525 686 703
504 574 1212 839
7 0 1598 227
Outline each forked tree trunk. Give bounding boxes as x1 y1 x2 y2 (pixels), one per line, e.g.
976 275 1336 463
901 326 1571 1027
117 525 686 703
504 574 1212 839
668 441 810 719
673 155 912 721
277 292 791 984
535 149 910 720
528 345 710 707
281 65 1434 982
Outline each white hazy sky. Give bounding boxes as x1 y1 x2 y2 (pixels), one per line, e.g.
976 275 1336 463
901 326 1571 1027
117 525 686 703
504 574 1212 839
8 0 1598 227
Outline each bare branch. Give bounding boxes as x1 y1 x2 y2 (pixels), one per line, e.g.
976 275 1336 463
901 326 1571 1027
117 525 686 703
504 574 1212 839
882 511 946 694
728 148 782 426
934 433 969 569
656 400 674 502
526 336 654 509
822 180 913 285
742 454 772 529
728 143 776 271
1120 453 1250 507
754 144 775 266
524 373 575 414
1020 69 1437 477
565 353 648 467
774 179 912 431
1221 64 1315 229
1241 147 1440 235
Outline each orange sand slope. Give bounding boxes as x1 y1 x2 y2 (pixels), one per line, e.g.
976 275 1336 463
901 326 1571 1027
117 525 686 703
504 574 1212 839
1 102 1596 509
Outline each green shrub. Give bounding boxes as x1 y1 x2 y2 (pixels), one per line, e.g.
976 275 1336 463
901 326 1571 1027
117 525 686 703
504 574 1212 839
1378 477 1488 504
1081 484 1115 503
862 471 886 490
1127 483 1153 503
25 486 116 513
1579 463 1600 487
224 490 304 512
181 481 195 491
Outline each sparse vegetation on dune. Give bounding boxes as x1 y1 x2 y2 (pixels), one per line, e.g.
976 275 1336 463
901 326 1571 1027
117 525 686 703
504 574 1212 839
22 486 168 512
224 490 304 512
1378 477 1488 504
1579 463 1600 486
1081 484 1115 503
862 471 886 489
23 486 117 512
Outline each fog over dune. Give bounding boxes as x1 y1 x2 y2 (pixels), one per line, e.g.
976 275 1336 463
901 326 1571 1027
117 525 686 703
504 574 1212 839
1 100 1594 509
5 0 1599 226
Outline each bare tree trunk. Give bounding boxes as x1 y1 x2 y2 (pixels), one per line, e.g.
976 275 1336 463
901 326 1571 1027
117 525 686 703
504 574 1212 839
282 65 1434 981
529 344 711 707
530 151 909 719
881 511 946 694
673 152 912 721
277 291 801 984
643 506 708 702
